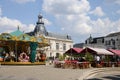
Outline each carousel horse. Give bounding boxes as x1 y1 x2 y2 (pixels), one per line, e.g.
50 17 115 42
35 52 41 62
41 54 46 61
35 53 46 62
4 53 10 62
10 51 16 62
18 52 29 62
40 54 46 62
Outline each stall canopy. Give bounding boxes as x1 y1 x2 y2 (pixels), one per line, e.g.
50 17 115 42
65 48 83 55
81 47 114 55
108 49 120 56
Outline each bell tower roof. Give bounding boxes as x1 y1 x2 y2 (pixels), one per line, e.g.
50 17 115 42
37 14 44 24
34 13 47 37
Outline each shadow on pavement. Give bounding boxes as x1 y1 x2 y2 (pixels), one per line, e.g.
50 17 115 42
86 78 102 80
103 75 120 80
87 75 120 80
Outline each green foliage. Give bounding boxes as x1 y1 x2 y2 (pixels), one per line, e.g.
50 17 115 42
104 56 110 62
0 48 4 52
85 52 94 62
59 54 65 61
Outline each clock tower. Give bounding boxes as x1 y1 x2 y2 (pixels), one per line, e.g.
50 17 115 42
34 14 47 37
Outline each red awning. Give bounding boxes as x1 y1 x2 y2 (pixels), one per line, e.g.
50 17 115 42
108 49 120 56
65 48 83 54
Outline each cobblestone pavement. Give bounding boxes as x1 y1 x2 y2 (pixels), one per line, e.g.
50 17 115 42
0 65 92 80
1 65 120 80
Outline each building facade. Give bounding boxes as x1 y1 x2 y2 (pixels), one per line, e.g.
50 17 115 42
28 14 73 59
104 32 120 49
85 32 120 49
85 35 105 48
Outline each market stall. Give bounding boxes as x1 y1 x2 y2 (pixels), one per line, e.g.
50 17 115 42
80 47 114 67
108 49 120 67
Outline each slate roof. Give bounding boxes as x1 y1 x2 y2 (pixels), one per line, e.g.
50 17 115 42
46 32 72 40
92 37 104 43
106 32 120 37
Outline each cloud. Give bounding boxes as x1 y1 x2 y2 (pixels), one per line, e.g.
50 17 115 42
105 0 120 5
114 0 120 4
0 17 34 33
89 7 105 17
43 18 52 26
42 0 90 15
42 0 120 43
116 10 120 14
11 0 36 4
56 14 92 34
0 17 51 34
0 7 51 35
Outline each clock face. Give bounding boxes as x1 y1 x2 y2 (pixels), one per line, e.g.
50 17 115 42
40 26 44 31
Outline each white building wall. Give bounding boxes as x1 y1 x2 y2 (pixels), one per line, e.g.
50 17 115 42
45 36 73 58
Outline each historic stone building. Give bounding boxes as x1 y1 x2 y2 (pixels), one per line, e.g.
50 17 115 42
28 14 73 59
104 32 120 49
84 35 105 48
85 32 120 49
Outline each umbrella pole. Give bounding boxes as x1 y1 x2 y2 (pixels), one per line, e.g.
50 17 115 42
70 48 72 60
15 41 17 62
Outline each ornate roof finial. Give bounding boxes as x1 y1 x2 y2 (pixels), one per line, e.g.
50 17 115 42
89 34 93 43
17 25 20 30
37 13 44 24
38 13 42 19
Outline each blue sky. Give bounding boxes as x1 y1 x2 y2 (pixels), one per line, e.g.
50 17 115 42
0 0 120 43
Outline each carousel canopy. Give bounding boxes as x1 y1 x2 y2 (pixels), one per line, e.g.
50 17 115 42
0 33 13 41
10 29 23 36
0 27 49 47
108 49 120 56
81 47 114 55
10 28 37 42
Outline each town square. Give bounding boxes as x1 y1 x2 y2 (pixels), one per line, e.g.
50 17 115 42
0 0 120 80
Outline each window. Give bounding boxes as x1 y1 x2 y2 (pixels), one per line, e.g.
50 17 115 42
50 53 52 57
105 40 110 45
56 53 59 58
69 45 72 48
56 43 59 50
63 44 66 50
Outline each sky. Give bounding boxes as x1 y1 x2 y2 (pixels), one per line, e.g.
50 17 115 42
0 0 120 43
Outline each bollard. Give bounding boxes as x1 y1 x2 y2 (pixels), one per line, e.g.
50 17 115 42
0 63 1 67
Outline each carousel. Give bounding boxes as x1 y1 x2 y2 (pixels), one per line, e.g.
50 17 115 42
0 28 49 65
